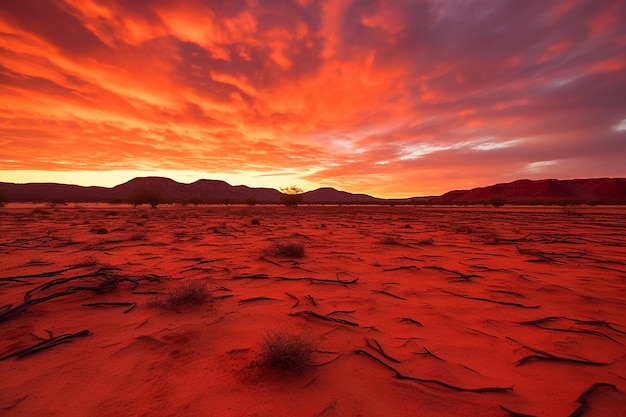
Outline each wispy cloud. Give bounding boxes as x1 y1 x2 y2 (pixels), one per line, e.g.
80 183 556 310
1 0 625 197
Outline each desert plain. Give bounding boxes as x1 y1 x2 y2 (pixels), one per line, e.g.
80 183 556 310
0 204 625 417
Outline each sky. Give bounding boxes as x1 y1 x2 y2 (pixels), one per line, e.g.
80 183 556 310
1 0 625 198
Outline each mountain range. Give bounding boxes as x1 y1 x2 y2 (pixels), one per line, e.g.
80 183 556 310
0 177 625 205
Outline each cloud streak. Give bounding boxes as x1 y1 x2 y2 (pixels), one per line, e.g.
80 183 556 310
1 0 625 196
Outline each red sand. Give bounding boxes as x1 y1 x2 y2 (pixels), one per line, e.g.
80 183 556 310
1 205 625 416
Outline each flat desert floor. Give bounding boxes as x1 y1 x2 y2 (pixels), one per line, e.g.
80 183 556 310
1 205 625 417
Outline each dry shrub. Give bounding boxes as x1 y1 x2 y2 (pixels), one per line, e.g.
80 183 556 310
380 236 401 245
149 280 212 310
263 242 305 258
418 237 434 245
259 330 314 373
128 232 147 241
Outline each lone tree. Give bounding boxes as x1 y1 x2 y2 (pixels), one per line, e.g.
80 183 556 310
0 188 8 207
128 187 163 209
280 186 304 207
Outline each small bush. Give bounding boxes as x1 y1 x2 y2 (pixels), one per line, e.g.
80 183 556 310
90 227 108 234
251 218 261 225
265 243 305 258
380 236 401 245
149 280 212 310
259 330 314 373
129 232 147 241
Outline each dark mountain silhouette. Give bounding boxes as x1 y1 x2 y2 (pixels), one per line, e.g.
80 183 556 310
302 187 383 204
0 176 377 204
0 176 624 205
429 178 626 205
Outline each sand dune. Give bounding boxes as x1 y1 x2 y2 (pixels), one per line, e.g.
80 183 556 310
1 205 625 416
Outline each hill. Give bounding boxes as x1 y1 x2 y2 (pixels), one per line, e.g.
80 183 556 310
429 178 626 205
0 177 625 205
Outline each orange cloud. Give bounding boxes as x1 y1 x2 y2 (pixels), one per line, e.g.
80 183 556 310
1 0 625 197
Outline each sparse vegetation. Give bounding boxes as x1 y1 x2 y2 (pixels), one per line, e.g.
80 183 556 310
251 218 261 225
258 330 314 373
279 186 304 207
265 242 305 258
380 236 402 245
148 280 212 310
489 196 505 208
0 188 8 206
128 188 163 209
129 232 147 241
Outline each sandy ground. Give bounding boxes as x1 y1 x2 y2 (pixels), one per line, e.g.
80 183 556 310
1 204 625 417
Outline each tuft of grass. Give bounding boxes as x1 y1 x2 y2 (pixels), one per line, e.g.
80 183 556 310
258 330 314 373
90 227 108 234
265 242 305 258
251 218 261 225
418 237 434 245
380 236 402 245
129 232 147 241
149 280 212 310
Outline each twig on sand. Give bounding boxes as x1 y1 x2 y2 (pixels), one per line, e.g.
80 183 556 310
305 294 317 306
382 265 420 272
285 292 300 308
506 337 611 366
365 338 400 363
232 273 269 280
399 317 423 326
239 296 278 303
418 347 444 361
259 256 283 267
276 276 358 286
498 405 537 417
518 316 625 339
372 290 406 300
443 291 540 309
424 265 483 281
82 301 137 313
289 310 359 327
568 382 617 417
354 349 513 393
0 330 91 361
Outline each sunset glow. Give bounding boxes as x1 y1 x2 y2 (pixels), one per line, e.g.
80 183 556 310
1 0 625 197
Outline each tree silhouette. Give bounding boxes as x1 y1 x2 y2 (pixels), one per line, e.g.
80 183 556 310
0 188 8 206
128 187 163 208
280 186 304 207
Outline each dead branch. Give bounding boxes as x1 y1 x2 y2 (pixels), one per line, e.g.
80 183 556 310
82 302 137 313
443 291 540 308
372 290 406 300
285 292 300 308
239 296 278 303
499 405 537 417
354 349 513 393
289 310 359 327
399 317 423 326
365 338 400 363
0 330 91 361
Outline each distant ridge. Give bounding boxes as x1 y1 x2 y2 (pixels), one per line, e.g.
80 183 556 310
0 177 625 205
0 176 380 204
428 178 626 205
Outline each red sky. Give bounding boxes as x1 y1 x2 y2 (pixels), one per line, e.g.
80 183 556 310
1 0 625 197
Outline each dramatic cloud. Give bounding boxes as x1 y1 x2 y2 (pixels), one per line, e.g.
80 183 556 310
1 0 625 196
